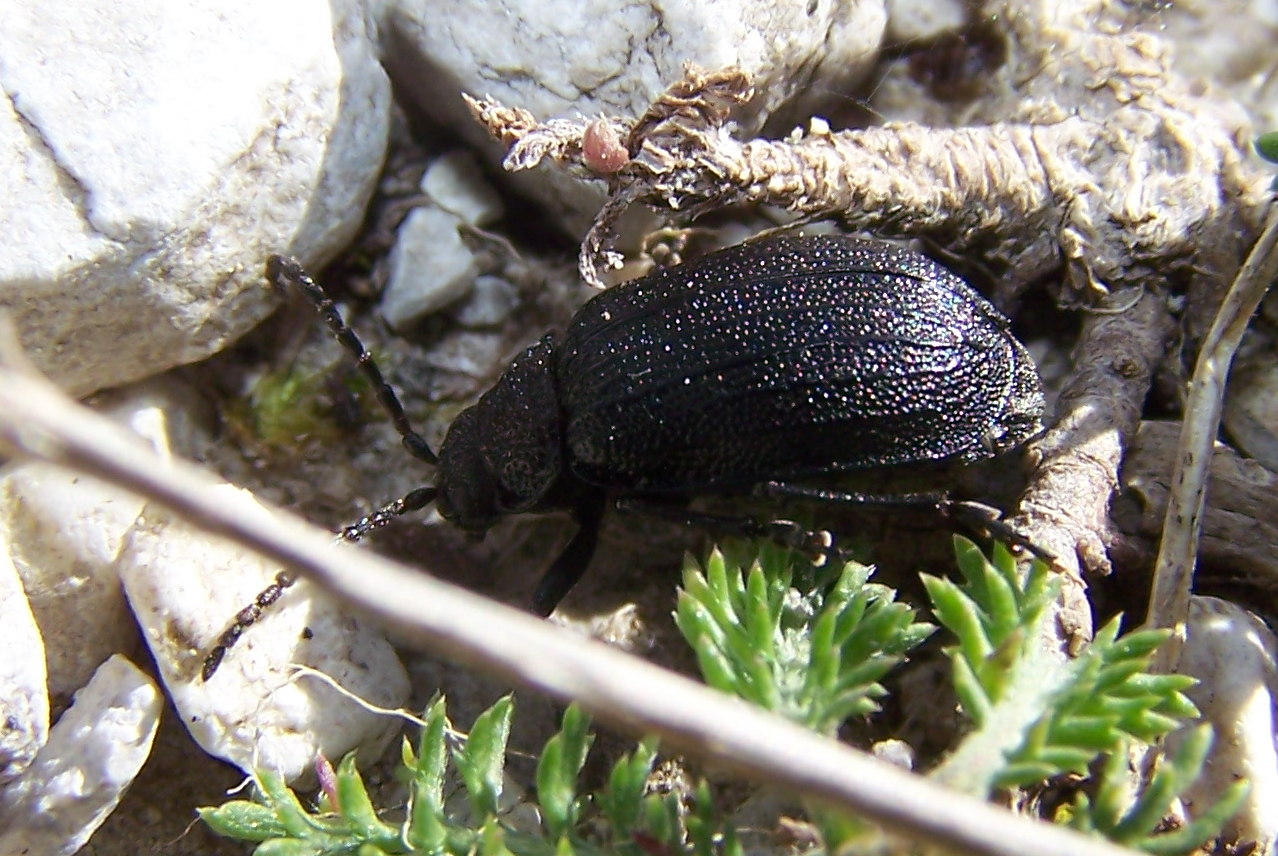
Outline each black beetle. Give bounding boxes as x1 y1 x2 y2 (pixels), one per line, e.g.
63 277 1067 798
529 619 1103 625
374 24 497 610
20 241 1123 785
203 234 1043 678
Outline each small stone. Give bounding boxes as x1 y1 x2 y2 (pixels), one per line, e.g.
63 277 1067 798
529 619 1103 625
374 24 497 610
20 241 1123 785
382 205 480 330
0 377 206 703
1169 596 1278 853
885 0 965 45
0 462 145 700
422 151 504 227
0 547 47 784
871 739 916 771
0 655 161 856
451 275 520 328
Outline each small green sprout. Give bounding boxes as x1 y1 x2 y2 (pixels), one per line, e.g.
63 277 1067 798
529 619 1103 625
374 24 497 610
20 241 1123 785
200 697 740 856
201 538 1244 856
676 541 933 735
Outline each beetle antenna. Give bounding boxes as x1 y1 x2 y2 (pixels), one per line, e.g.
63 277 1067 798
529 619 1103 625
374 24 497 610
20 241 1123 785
203 261 441 681
201 569 296 681
339 486 438 542
267 255 437 465
200 486 440 681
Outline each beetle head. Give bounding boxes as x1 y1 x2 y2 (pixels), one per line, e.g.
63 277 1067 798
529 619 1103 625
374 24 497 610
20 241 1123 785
434 337 565 534
434 407 503 533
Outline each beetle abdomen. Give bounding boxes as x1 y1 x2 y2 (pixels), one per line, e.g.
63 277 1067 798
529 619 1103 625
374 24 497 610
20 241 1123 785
557 235 1043 492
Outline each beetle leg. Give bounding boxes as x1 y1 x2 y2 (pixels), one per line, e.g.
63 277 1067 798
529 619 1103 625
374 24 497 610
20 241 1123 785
756 482 1054 563
614 497 840 566
755 481 947 508
940 500 1057 564
531 500 605 616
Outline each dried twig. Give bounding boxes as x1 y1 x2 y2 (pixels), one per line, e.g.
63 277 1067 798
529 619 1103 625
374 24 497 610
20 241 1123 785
1119 420 1278 588
1011 289 1176 650
1147 203 1278 671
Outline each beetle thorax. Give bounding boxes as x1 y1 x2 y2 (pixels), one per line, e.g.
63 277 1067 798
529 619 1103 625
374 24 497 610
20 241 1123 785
434 336 565 532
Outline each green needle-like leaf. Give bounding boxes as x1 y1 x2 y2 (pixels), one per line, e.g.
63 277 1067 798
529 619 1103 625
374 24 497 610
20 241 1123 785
260 770 325 839
200 535 1242 856
596 739 658 836
334 754 399 847
928 540 1205 801
537 705 593 838
197 801 290 843
454 695 513 820
678 542 931 734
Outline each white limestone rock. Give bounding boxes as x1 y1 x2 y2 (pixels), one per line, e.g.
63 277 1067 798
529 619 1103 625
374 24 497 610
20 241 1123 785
383 204 484 330
0 655 160 856
1169 596 1278 853
0 0 390 396
0 463 146 700
118 486 410 783
0 547 47 784
1155 0 1278 132
422 150 505 227
451 275 521 329
0 377 203 702
0 373 406 785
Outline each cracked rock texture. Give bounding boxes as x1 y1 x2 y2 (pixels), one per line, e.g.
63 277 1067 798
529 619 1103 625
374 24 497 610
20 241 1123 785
0 0 881 400
0 0 389 397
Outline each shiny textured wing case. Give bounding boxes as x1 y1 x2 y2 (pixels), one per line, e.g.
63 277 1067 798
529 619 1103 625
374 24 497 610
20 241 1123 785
555 235 1037 492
